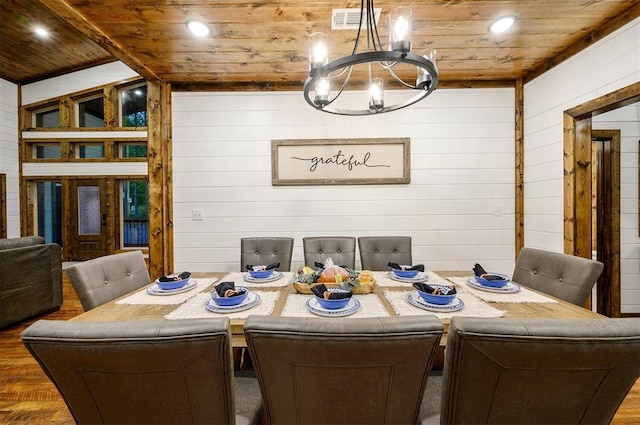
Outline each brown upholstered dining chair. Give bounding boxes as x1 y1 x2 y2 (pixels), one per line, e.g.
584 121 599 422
303 236 356 269
21 318 263 425
66 250 151 311
245 315 443 425
439 316 640 425
358 236 412 271
512 247 604 306
241 237 294 271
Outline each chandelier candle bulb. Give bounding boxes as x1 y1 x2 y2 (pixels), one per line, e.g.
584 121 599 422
315 78 330 105
417 49 436 88
389 7 412 52
369 78 384 110
309 32 329 71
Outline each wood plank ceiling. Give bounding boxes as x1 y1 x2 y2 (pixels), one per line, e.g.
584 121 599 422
1 0 639 89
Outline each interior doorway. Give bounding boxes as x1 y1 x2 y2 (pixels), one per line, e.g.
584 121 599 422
591 130 621 317
564 81 639 318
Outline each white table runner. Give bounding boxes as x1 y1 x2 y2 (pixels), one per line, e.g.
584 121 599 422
383 289 506 319
219 272 293 288
164 290 280 320
281 293 390 319
115 277 218 305
447 276 557 304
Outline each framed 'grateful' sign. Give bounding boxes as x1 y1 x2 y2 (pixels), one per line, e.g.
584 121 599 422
271 138 410 185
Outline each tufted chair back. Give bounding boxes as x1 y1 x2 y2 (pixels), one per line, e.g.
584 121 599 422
22 318 264 425
241 237 294 271
440 317 640 424
358 236 412 271
303 236 356 269
512 247 603 306
66 251 150 311
245 315 443 425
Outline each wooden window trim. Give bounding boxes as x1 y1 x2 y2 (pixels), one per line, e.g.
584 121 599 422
22 77 146 131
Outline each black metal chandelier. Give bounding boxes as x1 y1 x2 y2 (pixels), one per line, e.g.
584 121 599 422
303 0 438 116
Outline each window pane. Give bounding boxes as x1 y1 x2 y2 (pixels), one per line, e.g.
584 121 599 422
77 144 105 158
78 97 105 127
37 181 62 245
122 180 149 247
121 85 147 127
35 109 60 128
77 186 101 235
35 145 61 159
120 144 147 158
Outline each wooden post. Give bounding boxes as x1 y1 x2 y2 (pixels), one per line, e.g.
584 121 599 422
146 81 173 278
514 78 524 256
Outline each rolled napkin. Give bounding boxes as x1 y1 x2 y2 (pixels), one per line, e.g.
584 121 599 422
310 283 352 300
412 282 457 295
158 271 190 282
388 262 425 272
245 262 280 271
473 263 507 281
214 281 247 298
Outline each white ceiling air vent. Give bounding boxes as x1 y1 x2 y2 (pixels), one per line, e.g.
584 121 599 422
331 8 382 30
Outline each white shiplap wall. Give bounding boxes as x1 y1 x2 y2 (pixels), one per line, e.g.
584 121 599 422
21 61 138 105
593 103 640 314
524 18 640 312
173 88 516 272
0 79 19 237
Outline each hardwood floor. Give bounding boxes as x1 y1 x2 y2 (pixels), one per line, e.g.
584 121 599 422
1 273 639 424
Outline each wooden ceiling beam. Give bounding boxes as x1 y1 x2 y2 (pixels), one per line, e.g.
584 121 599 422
35 0 161 82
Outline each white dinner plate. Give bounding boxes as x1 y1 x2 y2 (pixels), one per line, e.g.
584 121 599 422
466 278 521 294
146 279 198 296
305 297 361 317
386 271 428 283
406 291 465 312
205 291 261 313
243 271 284 283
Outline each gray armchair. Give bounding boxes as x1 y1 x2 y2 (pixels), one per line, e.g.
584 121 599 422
66 251 150 311
245 315 443 425
0 236 62 328
358 236 412 271
303 236 356 269
22 318 263 425
240 237 294 271
512 247 604 306
439 317 640 424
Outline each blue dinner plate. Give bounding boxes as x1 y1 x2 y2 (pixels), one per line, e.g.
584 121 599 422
205 291 261 313
386 271 428 283
243 271 283 283
147 279 198 296
467 278 520 294
306 297 361 317
406 291 464 312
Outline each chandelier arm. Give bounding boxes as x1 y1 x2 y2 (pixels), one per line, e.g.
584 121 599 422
352 0 366 55
385 65 417 89
369 0 384 52
326 65 354 107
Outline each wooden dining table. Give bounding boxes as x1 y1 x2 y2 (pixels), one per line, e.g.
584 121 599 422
70 270 606 348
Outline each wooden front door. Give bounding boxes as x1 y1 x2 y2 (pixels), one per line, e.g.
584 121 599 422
69 179 108 260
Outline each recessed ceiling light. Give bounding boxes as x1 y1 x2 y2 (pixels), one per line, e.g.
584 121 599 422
34 27 50 38
489 16 516 34
186 20 211 37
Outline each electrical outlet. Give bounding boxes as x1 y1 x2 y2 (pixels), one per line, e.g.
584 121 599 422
493 205 502 217
191 209 204 221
